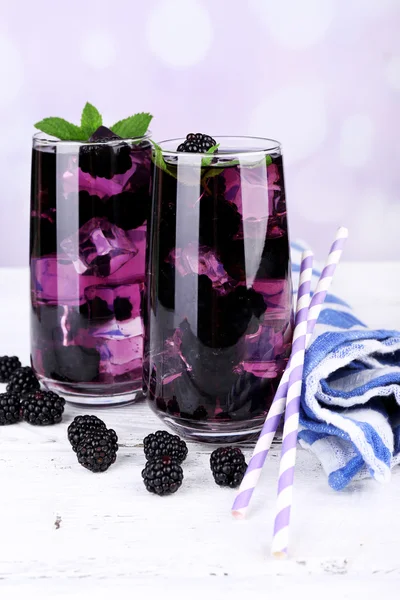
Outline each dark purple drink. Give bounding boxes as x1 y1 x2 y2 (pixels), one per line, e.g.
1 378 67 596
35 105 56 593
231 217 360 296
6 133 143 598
144 137 292 441
30 133 152 403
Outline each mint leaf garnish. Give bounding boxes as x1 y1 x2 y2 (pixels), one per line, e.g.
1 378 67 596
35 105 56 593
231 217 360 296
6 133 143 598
35 104 152 141
266 154 272 166
152 141 173 176
34 117 85 141
81 102 102 138
201 144 220 168
111 112 153 138
206 144 220 154
202 167 222 179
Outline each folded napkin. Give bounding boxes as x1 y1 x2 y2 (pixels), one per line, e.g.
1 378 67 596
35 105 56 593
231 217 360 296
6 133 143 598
291 242 400 490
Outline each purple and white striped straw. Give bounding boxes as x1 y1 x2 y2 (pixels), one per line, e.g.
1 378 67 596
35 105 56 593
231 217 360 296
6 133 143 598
231 227 348 519
270 252 313 558
305 226 348 346
231 251 314 518
271 227 348 558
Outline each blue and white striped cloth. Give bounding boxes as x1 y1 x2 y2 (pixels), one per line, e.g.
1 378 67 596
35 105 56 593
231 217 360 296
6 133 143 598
291 242 400 490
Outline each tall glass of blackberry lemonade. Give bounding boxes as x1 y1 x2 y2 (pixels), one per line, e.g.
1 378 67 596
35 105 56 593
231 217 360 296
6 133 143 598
144 135 293 441
30 110 152 404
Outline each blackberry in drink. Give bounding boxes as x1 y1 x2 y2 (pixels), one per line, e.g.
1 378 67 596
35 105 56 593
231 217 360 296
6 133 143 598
30 129 152 403
144 136 293 442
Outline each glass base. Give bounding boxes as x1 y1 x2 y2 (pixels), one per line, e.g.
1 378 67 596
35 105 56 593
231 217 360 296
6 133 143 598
152 410 265 444
40 377 144 406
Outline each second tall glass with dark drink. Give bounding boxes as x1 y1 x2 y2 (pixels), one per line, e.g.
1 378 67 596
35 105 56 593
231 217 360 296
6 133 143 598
144 136 293 442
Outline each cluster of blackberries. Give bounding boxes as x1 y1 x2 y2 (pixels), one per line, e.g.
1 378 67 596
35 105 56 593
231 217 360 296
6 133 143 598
141 430 247 495
79 127 133 179
67 415 118 473
142 430 187 495
0 356 66 426
75 189 149 232
177 133 217 153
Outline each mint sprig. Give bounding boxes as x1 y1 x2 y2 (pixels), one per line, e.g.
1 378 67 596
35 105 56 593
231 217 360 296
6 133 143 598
111 113 153 139
33 117 86 141
34 103 153 141
81 102 102 138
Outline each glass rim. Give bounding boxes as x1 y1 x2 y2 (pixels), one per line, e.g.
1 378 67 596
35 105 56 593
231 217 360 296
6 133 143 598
32 130 152 146
157 135 282 158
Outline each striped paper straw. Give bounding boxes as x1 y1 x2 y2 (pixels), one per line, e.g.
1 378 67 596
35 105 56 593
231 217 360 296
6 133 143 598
231 227 348 519
306 226 348 347
270 252 313 558
231 365 290 519
231 251 314 518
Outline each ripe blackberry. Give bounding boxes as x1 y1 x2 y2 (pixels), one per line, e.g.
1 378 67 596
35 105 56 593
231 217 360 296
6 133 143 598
21 390 66 425
199 196 241 248
0 392 21 425
80 140 132 179
0 356 22 383
67 415 108 452
85 254 111 278
193 405 208 420
142 456 183 495
7 367 40 395
77 429 118 472
30 215 57 258
107 189 150 231
77 191 106 228
194 278 258 348
143 430 188 464
210 447 247 488
83 296 113 322
177 133 217 153
42 345 101 383
113 296 133 321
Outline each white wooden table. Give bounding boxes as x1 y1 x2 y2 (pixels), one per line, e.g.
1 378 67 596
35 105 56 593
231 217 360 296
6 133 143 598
1 265 400 599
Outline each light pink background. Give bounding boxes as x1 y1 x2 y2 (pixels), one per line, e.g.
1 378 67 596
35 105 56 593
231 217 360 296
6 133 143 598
1 0 399 265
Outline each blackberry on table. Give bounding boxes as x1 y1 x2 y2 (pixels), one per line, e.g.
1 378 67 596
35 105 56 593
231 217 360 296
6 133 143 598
177 133 217 153
67 415 108 452
0 356 22 383
77 429 118 473
210 447 247 488
7 367 40 395
143 430 188 464
21 390 66 426
0 392 21 425
142 456 183 495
